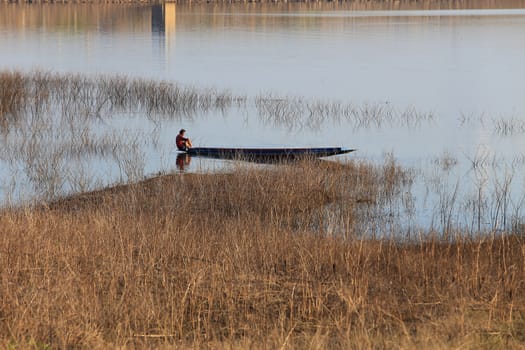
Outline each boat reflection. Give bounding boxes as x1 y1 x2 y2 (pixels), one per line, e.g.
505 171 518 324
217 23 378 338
176 147 355 170
176 152 295 169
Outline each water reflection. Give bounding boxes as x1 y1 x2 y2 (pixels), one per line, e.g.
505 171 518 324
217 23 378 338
0 4 154 32
1 1 525 233
151 3 176 68
176 153 191 171
2 1 525 32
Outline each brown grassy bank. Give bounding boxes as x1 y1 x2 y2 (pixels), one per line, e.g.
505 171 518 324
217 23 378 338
0 160 524 349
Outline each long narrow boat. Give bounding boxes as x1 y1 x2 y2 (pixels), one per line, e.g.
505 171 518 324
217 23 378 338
185 147 355 162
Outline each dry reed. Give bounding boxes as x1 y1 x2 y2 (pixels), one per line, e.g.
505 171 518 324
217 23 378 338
0 160 524 349
254 94 434 131
0 70 433 133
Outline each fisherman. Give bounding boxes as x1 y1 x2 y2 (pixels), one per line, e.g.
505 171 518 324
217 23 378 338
176 129 193 151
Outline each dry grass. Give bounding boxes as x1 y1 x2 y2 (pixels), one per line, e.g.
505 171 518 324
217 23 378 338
0 69 524 348
0 160 524 349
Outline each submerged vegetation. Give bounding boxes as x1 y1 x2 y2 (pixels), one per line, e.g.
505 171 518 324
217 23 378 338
0 70 238 124
0 69 434 203
255 94 434 131
0 70 433 133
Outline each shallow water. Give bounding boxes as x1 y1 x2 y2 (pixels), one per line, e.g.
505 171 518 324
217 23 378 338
1 2 525 233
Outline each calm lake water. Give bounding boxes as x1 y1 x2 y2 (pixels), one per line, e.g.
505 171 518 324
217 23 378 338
1 1 525 233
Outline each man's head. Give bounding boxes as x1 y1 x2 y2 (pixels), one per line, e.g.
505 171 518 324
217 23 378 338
179 129 186 135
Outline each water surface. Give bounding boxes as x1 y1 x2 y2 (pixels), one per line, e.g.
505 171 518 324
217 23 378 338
1 1 525 233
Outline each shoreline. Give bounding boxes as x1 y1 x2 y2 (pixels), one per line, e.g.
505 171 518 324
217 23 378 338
1 163 524 348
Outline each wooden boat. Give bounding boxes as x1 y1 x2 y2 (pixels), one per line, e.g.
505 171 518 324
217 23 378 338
184 147 355 162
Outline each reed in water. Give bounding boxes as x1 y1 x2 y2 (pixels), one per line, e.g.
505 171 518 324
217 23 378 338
0 69 433 132
0 69 436 203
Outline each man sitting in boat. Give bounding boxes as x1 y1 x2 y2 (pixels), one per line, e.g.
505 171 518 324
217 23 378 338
176 129 193 151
